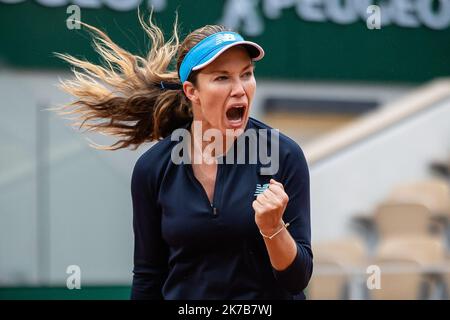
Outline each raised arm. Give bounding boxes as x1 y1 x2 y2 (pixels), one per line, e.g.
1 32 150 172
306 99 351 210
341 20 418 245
253 144 313 295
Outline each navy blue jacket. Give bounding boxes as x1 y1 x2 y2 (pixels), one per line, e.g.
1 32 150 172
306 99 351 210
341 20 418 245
130 117 313 300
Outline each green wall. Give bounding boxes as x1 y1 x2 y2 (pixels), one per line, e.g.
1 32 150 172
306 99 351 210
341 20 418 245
0 1 449 83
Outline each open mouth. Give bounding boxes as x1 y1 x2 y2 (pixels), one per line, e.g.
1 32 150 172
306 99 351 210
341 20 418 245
226 105 246 123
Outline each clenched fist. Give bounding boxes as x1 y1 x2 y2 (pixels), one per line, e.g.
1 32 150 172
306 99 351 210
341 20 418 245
252 179 289 236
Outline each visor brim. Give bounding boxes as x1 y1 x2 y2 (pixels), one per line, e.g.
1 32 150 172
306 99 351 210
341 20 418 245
192 41 265 71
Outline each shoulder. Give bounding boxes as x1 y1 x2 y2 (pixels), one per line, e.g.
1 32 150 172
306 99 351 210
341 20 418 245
248 117 307 164
131 135 178 190
135 136 175 168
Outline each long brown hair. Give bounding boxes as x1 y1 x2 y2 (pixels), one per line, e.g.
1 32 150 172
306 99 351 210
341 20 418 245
51 13 228 150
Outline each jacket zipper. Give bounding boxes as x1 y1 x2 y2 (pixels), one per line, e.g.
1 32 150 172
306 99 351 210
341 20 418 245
187 163 222 217
211 164 222 217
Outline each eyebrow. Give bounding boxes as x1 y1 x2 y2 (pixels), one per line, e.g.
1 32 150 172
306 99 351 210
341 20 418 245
205 63 254 75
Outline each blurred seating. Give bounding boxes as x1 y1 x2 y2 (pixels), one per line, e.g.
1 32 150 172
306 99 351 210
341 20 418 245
374 202 435 240
308 261 347 300
370 236 447 300
430 158 450 179
308 237 367 299
385 179 450 246
321 177 450 299
352 178 450 250
375 236 446 265
369 260 423 300
387 178 450 221
442 264 450 299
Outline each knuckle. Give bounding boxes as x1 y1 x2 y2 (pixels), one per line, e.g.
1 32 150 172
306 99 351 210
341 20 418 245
273 198 282 207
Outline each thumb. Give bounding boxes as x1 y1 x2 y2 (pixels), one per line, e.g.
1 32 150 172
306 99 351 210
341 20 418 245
270 178 284 189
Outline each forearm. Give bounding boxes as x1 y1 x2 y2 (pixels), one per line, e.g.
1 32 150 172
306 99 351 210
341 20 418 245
261 223 298 271
131 270 166 300
253 174 312 293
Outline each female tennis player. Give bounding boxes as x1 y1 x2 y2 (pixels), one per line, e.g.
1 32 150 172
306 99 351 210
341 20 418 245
54 14 312 300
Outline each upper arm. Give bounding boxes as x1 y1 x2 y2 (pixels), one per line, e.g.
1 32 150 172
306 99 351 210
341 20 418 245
130 157 169 299
271 143 313 293
280 143 312 253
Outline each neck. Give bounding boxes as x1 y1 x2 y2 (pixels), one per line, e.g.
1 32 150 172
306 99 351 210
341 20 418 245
189 120 239 164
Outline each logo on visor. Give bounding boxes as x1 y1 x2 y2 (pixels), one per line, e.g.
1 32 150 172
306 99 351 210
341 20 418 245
215 33 236 45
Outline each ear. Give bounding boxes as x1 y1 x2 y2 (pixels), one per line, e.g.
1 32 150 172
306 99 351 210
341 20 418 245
183 81 200 104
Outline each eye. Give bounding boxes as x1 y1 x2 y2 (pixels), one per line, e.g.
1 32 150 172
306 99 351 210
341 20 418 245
242 70 253 78
215 75 228 81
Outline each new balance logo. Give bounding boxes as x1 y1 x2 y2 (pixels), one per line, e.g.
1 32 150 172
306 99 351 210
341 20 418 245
215 33 236 45
254 183 269 196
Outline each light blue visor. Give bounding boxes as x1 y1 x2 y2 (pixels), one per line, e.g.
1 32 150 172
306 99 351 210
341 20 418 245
179 31 264 83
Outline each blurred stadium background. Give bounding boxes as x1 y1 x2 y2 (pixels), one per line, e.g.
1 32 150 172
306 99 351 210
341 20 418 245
1 0 450 300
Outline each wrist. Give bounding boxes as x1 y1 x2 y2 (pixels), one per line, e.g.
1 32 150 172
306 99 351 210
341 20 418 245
259 221 284 235
259 221 286 240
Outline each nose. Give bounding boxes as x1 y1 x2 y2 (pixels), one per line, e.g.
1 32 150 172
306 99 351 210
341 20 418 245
230 78 245 98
